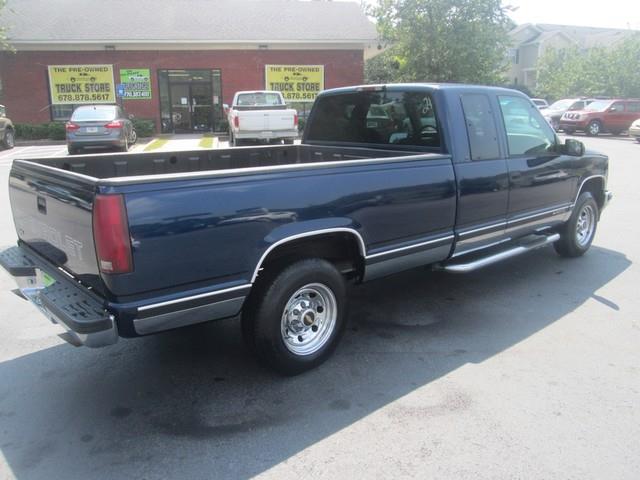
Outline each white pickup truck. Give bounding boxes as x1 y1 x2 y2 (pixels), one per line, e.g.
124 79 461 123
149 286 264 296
227 91 298 146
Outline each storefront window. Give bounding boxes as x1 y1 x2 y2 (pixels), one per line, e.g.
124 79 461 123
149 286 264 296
51 104 75 121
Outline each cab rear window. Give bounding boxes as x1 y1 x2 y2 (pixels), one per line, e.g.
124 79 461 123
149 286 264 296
306 90 441 149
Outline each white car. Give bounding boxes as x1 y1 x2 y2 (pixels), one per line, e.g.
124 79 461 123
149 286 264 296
629 118 640 143
227 91 298 146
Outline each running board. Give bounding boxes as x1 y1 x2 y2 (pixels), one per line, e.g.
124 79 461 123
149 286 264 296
439 233 560 273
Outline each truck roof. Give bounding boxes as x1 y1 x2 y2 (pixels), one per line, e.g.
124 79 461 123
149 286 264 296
234 90 283 96
319 83 526 97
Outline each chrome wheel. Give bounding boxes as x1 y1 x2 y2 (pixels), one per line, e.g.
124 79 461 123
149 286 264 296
575 204 596 247
281 283 337 356
588 121 600 136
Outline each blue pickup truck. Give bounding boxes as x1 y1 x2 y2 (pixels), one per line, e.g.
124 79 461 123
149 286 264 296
0 84 611 374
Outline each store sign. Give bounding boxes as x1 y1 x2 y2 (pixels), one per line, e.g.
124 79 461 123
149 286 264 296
265 65 324 103
119 68 152 100
48 65 115 104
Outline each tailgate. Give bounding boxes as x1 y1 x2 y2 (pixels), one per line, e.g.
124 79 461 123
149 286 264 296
238 109 295 131
9 161 101 288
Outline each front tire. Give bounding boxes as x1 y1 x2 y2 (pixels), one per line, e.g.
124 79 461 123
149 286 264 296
242 258 348 375
554 192 599 257
586 120 602 137
1 128 14 149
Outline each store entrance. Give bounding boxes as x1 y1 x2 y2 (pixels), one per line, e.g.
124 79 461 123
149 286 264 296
159 69 223 133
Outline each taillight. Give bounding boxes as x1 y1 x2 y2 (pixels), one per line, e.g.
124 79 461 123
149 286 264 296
65 122 80 132
105 120 124 129
233 115 239 128
294 114 298 127
93 194 133 274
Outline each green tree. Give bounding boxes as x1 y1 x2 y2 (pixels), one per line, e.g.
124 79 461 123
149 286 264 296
0 0 13 51
367 0 512 84
364 49 402 84
536 34 640 100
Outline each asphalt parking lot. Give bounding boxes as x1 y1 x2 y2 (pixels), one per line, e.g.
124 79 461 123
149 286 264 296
0 135 638 479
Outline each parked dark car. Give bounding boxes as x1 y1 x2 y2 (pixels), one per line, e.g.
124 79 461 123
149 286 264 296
0 104 15 149
65 105 137 155
542 98 595 131
559 98 640 136
1 83 612 375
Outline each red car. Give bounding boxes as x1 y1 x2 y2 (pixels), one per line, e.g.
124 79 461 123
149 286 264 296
559 98 640 136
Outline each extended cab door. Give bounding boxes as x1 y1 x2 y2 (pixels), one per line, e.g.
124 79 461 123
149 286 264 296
497 95 577 236
450 92 510 256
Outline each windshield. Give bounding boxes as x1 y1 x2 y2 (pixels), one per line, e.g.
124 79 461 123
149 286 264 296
548 99 575 110
71 105 118 121
584 100 612 112
236 92 283 106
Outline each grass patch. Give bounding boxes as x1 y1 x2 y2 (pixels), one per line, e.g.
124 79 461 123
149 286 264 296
143 138 169 151
198 134 216 149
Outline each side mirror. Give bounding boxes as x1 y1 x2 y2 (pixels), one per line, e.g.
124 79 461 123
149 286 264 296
564 138 585 157
608 107 617 113
223 103 230 115
0 107 5 118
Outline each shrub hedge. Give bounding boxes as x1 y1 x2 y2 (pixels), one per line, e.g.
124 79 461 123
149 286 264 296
14 118 157 141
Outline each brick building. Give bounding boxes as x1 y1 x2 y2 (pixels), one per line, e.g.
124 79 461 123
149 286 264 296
0 0 377 133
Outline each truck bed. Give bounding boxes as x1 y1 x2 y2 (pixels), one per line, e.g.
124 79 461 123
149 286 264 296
18 145 429 182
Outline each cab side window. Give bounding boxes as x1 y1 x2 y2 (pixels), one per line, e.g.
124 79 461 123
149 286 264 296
610 102 624 112
498 95 556 156
626 102 640 113
460 94 500 161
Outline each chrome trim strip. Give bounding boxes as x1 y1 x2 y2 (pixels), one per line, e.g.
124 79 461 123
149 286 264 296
365 234 454 259
135 297 245 335
458 221 506 238
251 228 367 283
507 204 571 226
574 175 606 206
137 284 252 312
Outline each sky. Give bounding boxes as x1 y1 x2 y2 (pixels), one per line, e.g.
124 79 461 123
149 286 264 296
346 0 640 30
506 0 640 30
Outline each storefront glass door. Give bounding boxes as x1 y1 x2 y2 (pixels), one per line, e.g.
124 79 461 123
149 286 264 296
159 69 223 133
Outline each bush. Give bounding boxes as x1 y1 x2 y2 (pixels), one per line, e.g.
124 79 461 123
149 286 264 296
14 122 66 140
47 122 66 140
131 118 156 138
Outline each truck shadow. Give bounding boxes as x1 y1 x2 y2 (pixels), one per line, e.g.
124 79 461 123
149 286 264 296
0 246 631 479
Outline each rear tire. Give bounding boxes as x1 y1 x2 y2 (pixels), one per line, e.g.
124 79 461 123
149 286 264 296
119 136 129 152
1 128 14 149
554 192 599 257
67 145 78 155
284 139 295 145
241 258 348 375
